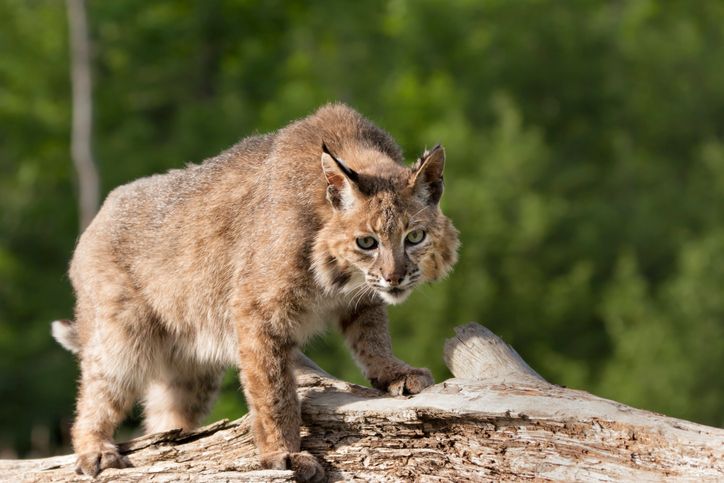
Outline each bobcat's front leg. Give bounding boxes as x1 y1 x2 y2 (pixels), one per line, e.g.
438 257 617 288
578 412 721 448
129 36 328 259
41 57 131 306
237 323 324 483
340 304 434 395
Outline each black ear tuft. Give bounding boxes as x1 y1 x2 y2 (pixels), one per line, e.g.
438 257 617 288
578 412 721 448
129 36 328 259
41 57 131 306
321 143 359 183
412 144 445 205
322 142 333 158
322 142 333 156
321 143 362 209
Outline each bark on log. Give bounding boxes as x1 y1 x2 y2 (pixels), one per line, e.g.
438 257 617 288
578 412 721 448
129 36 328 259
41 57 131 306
2 323 722 482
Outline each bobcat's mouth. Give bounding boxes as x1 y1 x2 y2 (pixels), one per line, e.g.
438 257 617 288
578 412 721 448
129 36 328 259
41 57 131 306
376 286 412 305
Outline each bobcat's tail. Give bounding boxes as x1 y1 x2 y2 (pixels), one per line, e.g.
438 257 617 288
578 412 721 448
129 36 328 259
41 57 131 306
51 319 80 355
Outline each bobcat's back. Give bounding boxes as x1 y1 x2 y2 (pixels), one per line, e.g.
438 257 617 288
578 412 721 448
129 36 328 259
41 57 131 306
67 104 408 354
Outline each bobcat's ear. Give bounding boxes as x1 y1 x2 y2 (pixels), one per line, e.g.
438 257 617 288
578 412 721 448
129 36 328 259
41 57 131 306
410 144 445 205
321 143 360 210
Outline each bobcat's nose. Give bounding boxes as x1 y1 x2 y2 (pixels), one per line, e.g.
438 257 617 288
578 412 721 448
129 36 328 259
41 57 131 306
383 273 405 287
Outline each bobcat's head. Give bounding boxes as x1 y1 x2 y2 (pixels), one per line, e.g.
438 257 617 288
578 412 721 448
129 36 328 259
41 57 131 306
312 143 459 305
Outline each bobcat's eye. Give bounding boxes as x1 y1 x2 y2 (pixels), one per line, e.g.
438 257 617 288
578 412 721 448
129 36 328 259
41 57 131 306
405 229 426 245
356 236 378 250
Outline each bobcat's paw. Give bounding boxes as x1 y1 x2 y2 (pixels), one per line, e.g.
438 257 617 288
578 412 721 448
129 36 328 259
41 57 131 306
260 450 325 482
75 447 130 477
372 366 434 396
290 452 326 482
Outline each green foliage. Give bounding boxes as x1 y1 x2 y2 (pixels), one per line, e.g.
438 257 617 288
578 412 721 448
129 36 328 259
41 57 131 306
1 0 723 455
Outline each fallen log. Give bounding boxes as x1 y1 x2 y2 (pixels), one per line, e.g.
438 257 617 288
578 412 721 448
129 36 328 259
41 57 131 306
2 323 722 481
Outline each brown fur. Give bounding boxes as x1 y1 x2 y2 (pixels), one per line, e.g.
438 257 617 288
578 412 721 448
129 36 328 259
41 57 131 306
53 103 459 481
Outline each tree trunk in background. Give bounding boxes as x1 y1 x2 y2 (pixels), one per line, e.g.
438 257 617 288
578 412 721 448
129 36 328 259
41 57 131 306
67 0 99 231
1 323 722 481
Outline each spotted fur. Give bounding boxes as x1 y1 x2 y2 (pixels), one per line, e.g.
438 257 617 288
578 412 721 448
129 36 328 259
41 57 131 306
53 103 458 481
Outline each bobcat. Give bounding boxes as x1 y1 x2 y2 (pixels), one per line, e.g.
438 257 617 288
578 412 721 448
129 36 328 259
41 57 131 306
52 103 459 481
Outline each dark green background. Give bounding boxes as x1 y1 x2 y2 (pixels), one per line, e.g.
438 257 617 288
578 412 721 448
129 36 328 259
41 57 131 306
1 0 723 457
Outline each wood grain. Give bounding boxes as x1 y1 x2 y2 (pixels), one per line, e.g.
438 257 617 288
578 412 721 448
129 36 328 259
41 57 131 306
2 323 721 482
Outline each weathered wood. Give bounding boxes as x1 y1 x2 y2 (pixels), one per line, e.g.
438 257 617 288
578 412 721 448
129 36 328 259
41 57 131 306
2 323 722 482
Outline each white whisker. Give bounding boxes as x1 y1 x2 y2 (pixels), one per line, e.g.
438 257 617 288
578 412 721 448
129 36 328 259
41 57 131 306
408 206 429 225
354 285 374 312
346 283 366 309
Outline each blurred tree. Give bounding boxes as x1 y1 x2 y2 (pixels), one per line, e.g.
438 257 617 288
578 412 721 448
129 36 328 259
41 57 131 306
67 0 100 230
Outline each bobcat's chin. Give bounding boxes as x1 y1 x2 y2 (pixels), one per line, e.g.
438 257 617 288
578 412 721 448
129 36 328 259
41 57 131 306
376 287 413 305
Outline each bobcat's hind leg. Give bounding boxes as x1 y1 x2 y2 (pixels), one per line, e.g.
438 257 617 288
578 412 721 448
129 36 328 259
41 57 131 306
72 327 148 476
70 262 159 477
73 381 134 476
143 362 223 434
